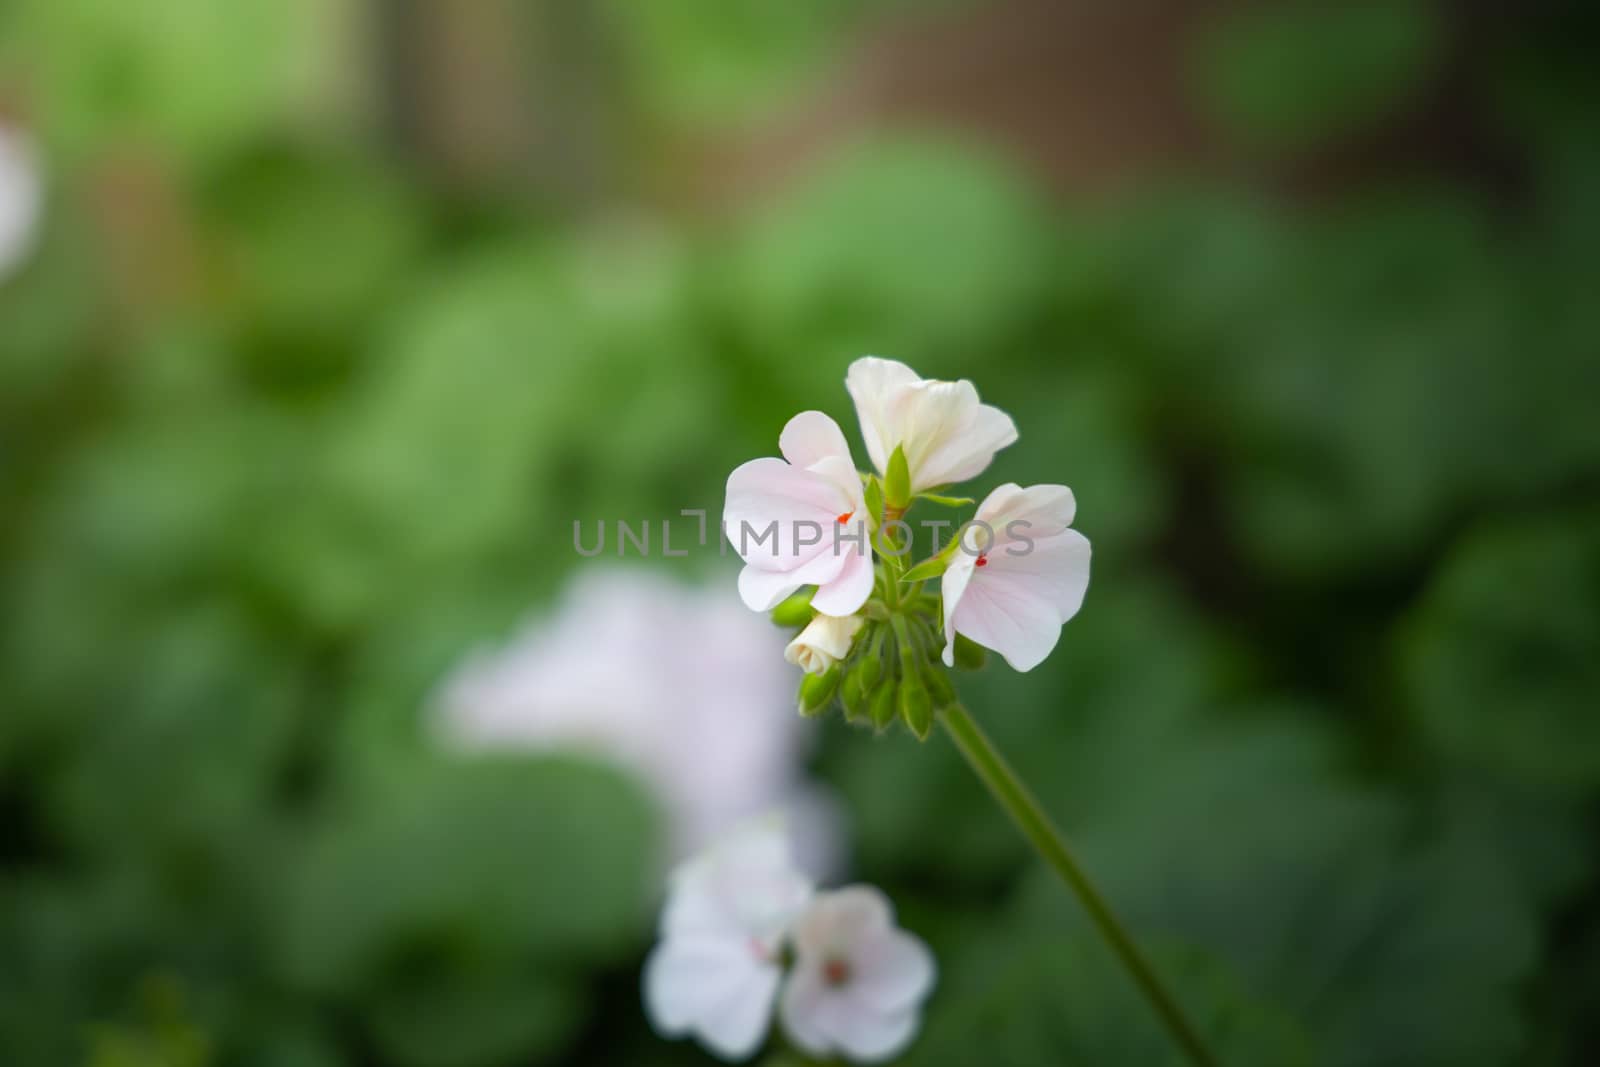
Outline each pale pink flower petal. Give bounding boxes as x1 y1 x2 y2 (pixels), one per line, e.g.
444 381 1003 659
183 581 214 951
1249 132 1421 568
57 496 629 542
780 409 856 470
941 483 1091 672
778 885 936 1064
644 938 782 1060
432 570 836 863
844 356 922 475
646 819 816 1061
724 412 873 618
808 545 873 617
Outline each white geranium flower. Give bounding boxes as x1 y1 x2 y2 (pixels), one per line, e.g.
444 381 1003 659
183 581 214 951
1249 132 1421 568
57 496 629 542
846 356 1018 495
779 885 936 1064
0 121 42 281
724 410 874 617
644 818 814 1061
434 569 841 868
785 613 864 675
942 483 1091 672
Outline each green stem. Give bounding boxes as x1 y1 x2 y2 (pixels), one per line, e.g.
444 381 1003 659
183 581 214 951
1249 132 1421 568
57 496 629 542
940 703 1220 1067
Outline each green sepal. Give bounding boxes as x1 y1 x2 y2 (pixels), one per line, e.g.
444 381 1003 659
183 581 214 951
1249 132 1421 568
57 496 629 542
884 445 911 510
868 678 897 731
863 477 886 527
900 557 948 584
953 633 987 671
899 677 934 740
917 492 974 507
797 667 840 717
769 588 815 628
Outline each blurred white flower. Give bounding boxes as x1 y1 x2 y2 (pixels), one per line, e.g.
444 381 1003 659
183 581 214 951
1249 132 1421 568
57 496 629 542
846 356 1017 495
434 568 841 868
779 885 936 1063
0 121 42 281
644 817 814 1061
942 482 1091 672
785 612 864 675
724 410 874 617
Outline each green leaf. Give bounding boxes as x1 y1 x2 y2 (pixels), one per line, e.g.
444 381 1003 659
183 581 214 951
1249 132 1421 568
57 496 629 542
1195 0 1441 154
1401 509 1600 789
277 757 657 995
364 968 580 1067
905 933 1312 1067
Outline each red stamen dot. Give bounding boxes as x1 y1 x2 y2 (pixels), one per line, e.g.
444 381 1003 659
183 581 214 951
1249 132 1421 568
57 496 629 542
975 554 989 567
836 511 853 525
823 959 852 986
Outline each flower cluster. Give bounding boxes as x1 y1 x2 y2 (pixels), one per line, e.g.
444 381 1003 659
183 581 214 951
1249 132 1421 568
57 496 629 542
724 356 1092 736
433 569 841 867
644 818 935 1063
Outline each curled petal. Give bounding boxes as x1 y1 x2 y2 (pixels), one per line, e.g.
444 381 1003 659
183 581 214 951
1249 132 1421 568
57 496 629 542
780 410 854 471
807 536 873 617
975 483 1077 543
738 549 847 612
941 553 978 668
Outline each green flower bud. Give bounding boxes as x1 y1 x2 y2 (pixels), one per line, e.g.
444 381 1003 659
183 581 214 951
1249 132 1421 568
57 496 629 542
769 588 815 628
856 650 884 692
895 626 920 678
839 664 869 723
868 677 897 731
797 666 840 717
953 633 987 671
899 677 934 740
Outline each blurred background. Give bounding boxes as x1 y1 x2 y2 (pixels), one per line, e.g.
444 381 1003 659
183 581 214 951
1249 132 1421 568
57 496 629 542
1 1 1597 1064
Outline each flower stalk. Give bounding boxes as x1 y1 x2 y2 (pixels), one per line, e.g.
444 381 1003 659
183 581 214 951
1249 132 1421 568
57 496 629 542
939 702 1220 1067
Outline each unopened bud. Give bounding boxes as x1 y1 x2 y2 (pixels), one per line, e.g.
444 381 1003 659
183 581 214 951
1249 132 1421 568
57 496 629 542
899 677 933 740
785 613 865 674
868 678 897 731
839 665 869 723
798 666 840 716
923 664 956 708
856 652 883 692
769 588 815 628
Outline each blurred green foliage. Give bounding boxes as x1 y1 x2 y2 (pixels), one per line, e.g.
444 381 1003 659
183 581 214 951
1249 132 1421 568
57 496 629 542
2 2 1598 1066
